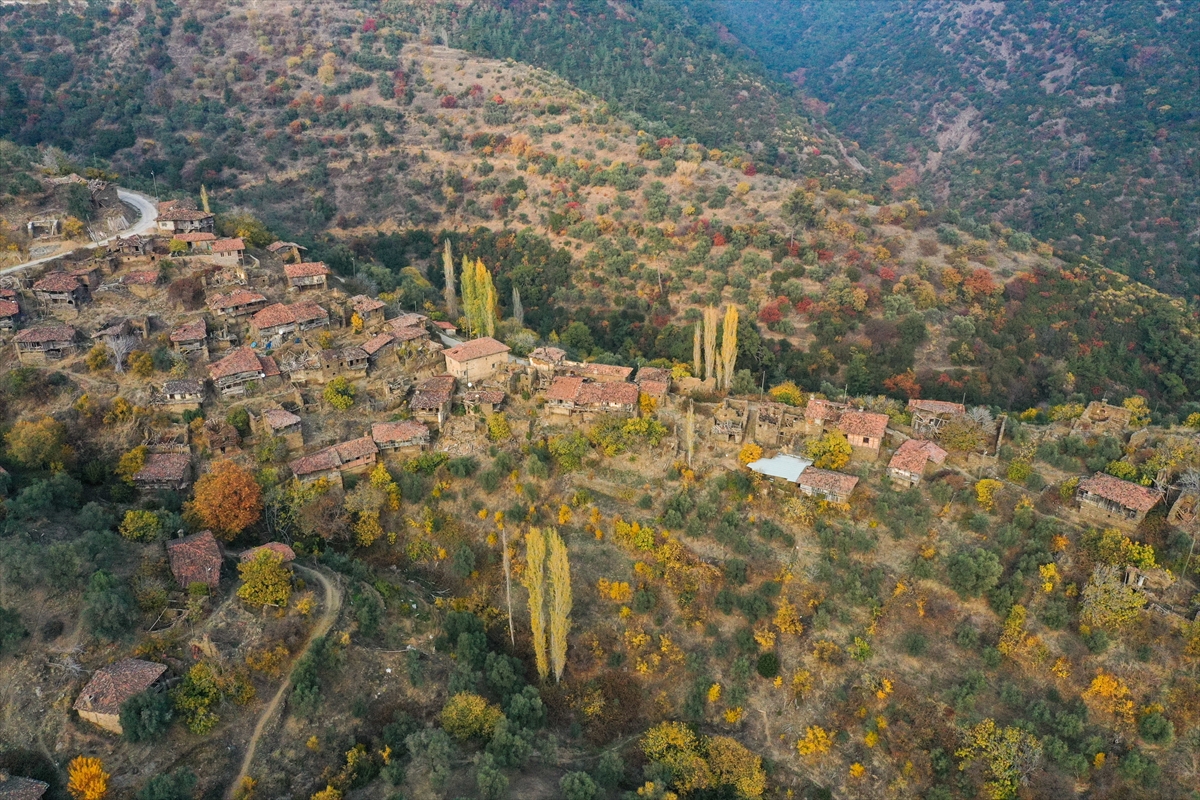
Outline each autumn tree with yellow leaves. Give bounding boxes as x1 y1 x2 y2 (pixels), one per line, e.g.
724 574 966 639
548 529 573 682
237 549 293 608
68 757 109 800
523 528 549 680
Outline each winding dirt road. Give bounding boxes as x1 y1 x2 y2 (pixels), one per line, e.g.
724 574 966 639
227 564 342 798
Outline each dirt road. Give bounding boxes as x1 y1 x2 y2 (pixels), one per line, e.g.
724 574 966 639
227 564 342 798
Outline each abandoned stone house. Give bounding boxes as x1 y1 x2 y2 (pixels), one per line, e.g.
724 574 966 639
361 331 396 364
461 389 505 416
321 346 368 381
410 375 457 429
267 240 306 263
529 346 567 381
803 397 848 435
113 234 152 256
0 296 20 330
172 232 216 253
171 318 208 357
166 530 223 589
203 419 241 456
208 288 267 318
13 325 77 363
207 346 280 396
796 467 860 504
545 376 639 418
753 402 804 448
908 398 966 436
886 439 948 485
443 337 511 383
121 270 161 298
210 238 246 267
837 410 891 458
371 420 432 452
349 295 386 326
257 408 304 449
156 200 214 234
288 436 378 487
133 453 192 492
155 379 205 412
712 399 749 442
73 658 168 735
559 361 635 383
1076 472 1163 528
250 302 329 341
284 261 331 291
32 272 88 309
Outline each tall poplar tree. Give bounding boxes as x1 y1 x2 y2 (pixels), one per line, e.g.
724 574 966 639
523 528 549 680
720 305 739 391
703 306 719 382
692 323 702 378
547 529 572 683
442 239 458 319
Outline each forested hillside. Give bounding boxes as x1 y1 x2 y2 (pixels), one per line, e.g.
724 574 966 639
715 0 1200 295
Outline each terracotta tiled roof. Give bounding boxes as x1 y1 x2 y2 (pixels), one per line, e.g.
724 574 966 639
33 273 82 292
390 312 428 329
134 453 190 483
158 199 196 214
241 542 296 563
209 288 266 311
838 410 890 439
263 408 301 430
361 332 394 356
171 318 207 342
804 398 843 424
14 325 75 343
545 376 585 402
372 420 430 445
291 302 328 325
350 295 385 314
411 375 456 409
432 320 457 331
635 367 672 384
285 262 330 279
122 271 160 286
211 238 245 253
529 346 567 364
570 362 634 381
462 389 505 405
577 380 639 406
173 232 216 243
208 347 264 380
0 299 19 317
267 240 305 253
159 207 213 222
289 447 341 477
908 399 966 415
258 354 280 378
0 288 16 299
888 439 948 474
321 346 367 366
392 324 429 342
161 379 203 395
74 658 167 716
251 303 295 330
334 436 377 462
639 380 669 399
1078 473 1163 513
797 467 859 498
166 531 222 588
443 337 510 362
0 774 49 800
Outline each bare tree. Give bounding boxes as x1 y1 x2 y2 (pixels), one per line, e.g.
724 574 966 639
107 335 138 374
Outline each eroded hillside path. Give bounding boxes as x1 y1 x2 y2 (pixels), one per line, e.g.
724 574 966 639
228 564 342 798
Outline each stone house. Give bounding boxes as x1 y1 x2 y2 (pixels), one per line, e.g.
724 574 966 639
284 261 331 292
803 397 848 435
410 375 456 429
74 658 167 734
432 320 458 336
886 439 948 485
908 398 966 437
155 200 214 234
155 379 205 412
172 232 216 253
0 295 21 330
171 318 208 357
372 420 431 452
14 325 77 363
32 273 88 309
349 295 386 327
249 302 329 341
545 377 638 418
560 361 634 383
208 346 280 395
288 436 378 487
1076 473 1163 528
461 389 505 416
753 402 804 448
133 453 191 492
529 346 567 378
267 240 306 263
443 337 511 383
257 408 304 449
321 346 368 382
112 234 152 257
796 467 859 504
208 288 267 318
361 331 396 365
202 419 241 456
837 410 890 458
121 270 161 299
165 530 223 589
288 447 343 485
712 399 749 442
211 238 245 267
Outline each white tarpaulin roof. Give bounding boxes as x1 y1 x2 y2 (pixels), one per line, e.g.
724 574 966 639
746 453 813 483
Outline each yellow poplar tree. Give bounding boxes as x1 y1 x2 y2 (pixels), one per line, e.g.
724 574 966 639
703 306 719 382
460 253 478 335
720 305 738 391
523 528 549 680
68 757 109 800
548 529 572 682
692 322 702 378
442 239 458 318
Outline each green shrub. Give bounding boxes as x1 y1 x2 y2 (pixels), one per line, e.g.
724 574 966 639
756 651 780 678
120 690 174 742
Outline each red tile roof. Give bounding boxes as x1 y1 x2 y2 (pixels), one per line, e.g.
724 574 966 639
291 302 329 325
166 531 222 588
122 270 160 286
284 262 330 279
0 774 49 800
432 320 457 331
170 318 207 342
372 420 430 444
134 453 191 483
393 324 429 342
161 379 203 396
1078 473 1163 513
258 354 280 378
805 398 843 423
350 295 385 314
571 362 634 381
74 658 167 716
159 207 213 222
263 408 302 430
443 337 510 363
14 325 75 343
209 347 265 380
908 399 966 415
241 542 296 563
462 389 505 405
639 380 670 399
635 367 672 384
0 288 16 299
251 303 296 330
267 240 305 253
797 467 859 498
0 299 19 317
838 410 890 439
390 312 428 329
335 436 377 462
411 375 457 409
888 439 948 475
211 238 245 253
577 380 639 406
289 448 341 477
173 232 216 243
545 376 585 402
209 288 266 311
361 332 395 356
32 273 82 292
